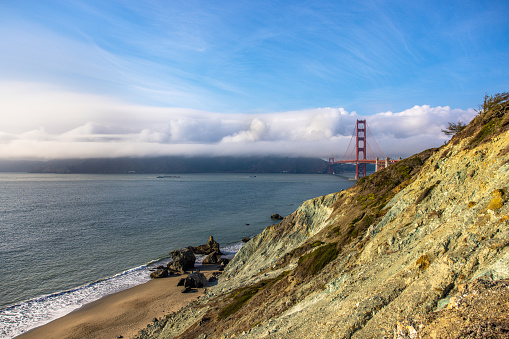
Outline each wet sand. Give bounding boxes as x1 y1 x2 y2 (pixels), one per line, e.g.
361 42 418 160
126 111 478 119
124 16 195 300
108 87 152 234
16 266 218 339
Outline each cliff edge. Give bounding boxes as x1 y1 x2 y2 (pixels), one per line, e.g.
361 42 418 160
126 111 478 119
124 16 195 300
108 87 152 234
138 93 509 338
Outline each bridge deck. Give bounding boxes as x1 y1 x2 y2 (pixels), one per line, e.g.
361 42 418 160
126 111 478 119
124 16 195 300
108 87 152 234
333 159 399 164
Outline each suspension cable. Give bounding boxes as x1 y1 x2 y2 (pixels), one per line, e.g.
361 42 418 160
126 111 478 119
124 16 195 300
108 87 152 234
367 124 386 159
341 124 356 160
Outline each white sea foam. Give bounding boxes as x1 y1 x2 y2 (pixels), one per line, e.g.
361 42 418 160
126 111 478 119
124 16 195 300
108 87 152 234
0 262 159 339
221 241 245 258
0 244 243 339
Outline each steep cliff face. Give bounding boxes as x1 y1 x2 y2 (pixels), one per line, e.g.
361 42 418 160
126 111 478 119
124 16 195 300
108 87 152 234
141 94 509 339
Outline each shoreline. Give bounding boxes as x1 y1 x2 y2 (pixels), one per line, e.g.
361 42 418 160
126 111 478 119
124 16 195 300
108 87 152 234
15 265 220 339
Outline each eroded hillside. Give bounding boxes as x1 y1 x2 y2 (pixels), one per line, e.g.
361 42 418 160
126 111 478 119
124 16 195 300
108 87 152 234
138 93 509 339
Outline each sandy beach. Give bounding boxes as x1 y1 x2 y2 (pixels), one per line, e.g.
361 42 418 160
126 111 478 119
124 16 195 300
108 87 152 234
16 266 219 339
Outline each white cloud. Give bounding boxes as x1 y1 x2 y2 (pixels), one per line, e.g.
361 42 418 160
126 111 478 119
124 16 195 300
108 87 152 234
0 81 477 160
222 118 267 142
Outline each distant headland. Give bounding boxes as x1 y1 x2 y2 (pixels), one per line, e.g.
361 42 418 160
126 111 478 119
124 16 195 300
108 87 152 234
0 156 370 174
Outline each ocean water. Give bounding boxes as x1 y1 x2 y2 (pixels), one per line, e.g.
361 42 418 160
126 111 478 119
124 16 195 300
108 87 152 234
0 172 354 338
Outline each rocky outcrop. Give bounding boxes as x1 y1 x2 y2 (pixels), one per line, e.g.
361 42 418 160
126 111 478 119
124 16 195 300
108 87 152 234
202 251 221 264
168 248 195 273
138 95 509 339
149 267 169 279
184 272 208 288
190 236 222 255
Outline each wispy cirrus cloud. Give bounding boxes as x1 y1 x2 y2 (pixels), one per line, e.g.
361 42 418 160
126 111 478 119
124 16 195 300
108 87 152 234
1 1 507 114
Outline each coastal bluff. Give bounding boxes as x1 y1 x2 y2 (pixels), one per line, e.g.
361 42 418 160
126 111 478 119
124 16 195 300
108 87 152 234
137 96 509 338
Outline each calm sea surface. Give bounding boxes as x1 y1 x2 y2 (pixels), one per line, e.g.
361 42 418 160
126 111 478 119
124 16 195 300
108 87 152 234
0 172 354 338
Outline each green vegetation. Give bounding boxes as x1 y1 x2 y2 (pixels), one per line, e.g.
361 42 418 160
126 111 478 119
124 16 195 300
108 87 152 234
453 92 509 148
295 242 339 277
397 165 413 178
479 92 509 117
471 120 500 145
441 121 467 136
329 225 341 236
218 271 290 320
347 226 359 239
310 240 325 247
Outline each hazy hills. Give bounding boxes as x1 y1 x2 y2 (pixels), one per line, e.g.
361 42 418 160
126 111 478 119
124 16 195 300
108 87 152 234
0 156 364 174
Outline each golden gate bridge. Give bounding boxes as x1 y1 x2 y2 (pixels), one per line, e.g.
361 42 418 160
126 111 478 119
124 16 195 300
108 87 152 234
328 119 400 179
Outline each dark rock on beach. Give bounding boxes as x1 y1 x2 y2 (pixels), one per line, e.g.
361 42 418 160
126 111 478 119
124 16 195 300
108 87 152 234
169 248 196 273
202 251 221 264
242 237 251 243
190 235 222 255
271 213 284 220
184 272 208 288
149 268 169 279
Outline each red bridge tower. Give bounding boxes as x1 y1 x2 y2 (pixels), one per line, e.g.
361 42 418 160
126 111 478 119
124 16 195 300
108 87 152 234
330 119 400 179
355 119 367 179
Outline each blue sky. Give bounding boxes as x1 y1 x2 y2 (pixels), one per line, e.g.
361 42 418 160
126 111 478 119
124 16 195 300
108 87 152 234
0 0 507 159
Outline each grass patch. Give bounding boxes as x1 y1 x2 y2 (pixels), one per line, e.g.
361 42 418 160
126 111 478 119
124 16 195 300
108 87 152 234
470 120 499 146
454 92 509 148
295 242 339 278
329 225 341 237
397 165 413 178
218 272 289 320
310 240 325 247
348 227 359 239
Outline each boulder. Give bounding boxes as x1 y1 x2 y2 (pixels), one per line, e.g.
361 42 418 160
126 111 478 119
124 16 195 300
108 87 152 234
242 237 251 243
202 251 221 264
169 248 196 273
271 213 284 220
150 268 169 279
184 272 208 288
177 278 186 286
219 258 230 267
190 235 222 255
